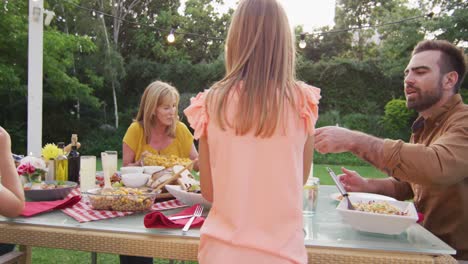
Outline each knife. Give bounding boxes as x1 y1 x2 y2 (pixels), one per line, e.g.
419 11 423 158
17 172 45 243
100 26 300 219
168 215 192 220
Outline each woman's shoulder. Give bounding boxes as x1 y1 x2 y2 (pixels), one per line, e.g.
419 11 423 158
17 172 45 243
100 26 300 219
128 121 143 130
176 121 189 130
125 121 144 136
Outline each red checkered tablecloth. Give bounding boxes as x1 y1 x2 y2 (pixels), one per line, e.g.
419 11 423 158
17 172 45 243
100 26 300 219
62 189 187 223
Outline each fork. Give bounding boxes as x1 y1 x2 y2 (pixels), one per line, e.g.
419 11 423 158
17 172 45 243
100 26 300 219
182 205 203 233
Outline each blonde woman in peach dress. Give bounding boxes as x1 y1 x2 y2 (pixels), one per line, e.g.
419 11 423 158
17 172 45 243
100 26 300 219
184 0 320 263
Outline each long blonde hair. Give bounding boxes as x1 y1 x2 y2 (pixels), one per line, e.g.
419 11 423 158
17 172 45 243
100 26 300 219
135 81 180 143
207 0 297 138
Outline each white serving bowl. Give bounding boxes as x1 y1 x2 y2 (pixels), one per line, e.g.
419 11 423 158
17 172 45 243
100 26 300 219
121 173 151 188
120 166 144 175
165 185 211 209
336 196 418 235
143 166 165 175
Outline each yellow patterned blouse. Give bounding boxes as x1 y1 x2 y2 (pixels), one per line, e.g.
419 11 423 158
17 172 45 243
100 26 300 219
122 121 193 162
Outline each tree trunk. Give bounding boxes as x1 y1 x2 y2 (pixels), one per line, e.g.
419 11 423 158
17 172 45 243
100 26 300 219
99 0 119 128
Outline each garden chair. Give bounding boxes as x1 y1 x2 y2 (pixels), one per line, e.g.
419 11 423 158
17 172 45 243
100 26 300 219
0 251 24 264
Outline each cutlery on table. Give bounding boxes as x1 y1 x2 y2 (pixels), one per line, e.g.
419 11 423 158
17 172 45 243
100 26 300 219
326 167 355 210
182 205 203 233
168 215 192 220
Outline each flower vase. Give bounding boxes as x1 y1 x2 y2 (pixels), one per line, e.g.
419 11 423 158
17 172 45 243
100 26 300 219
20 175 29 185
45 159 56 182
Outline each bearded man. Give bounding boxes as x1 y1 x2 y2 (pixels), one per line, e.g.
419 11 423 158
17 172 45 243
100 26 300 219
315 40 468 261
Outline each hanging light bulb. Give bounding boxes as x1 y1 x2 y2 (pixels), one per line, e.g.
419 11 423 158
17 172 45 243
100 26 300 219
92 10 96 17
167 28 175 43
299 33 307 49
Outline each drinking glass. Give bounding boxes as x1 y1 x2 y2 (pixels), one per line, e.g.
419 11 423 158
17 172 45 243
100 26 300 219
80 156 96 192
101 151 118 179
303 175 319 216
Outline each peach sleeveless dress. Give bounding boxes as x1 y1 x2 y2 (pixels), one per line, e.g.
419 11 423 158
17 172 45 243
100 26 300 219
184 82 320 264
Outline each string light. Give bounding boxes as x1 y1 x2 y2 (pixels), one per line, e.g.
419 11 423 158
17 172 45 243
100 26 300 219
302 12 434 38
167 28 175 43
299 33 306 49
55 0 434 44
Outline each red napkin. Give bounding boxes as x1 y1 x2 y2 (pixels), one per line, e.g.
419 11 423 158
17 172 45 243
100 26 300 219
21 196 81 217
144 204 205 228
417 212 424 223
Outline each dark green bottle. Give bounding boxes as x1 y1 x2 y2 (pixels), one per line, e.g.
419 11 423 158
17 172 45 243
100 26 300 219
67 134 80 183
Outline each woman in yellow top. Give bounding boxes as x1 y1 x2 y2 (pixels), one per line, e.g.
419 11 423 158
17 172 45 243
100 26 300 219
122 81 198 167
120 81 198 264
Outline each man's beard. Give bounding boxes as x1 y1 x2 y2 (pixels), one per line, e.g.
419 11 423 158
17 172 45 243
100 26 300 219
406 80 443 112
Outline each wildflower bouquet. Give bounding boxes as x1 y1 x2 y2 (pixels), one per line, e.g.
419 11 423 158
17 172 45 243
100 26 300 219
17 156 48 183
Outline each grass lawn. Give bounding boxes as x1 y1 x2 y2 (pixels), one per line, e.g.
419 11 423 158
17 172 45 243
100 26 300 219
313 164 387 185
27 162 386 263
30 248 196 264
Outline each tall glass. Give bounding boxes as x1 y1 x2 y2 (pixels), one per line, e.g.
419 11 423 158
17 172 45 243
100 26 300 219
80 156 96 192
303 168 319 216
101 151 118 180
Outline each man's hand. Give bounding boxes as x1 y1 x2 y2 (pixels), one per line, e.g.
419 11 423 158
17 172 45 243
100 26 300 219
315 126 386 169
314 126 355 154
338 167 375 193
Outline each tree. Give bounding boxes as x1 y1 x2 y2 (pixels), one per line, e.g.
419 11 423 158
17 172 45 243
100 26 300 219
334 0 408 60
296 25 351 62
179 0 232 63
0 1 101 153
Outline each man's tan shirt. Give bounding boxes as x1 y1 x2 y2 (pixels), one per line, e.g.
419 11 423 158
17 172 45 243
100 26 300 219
383 94 468 260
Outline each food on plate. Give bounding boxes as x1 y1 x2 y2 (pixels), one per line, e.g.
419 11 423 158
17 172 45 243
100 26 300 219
143 153 192 168
188 184 201 193
353 200 407 216
331 192 396 202
24 181 70 190
146 168 174 190
86 187 156 211
146 164 199 194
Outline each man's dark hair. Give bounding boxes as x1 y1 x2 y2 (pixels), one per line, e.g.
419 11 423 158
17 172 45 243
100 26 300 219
412 40 467 93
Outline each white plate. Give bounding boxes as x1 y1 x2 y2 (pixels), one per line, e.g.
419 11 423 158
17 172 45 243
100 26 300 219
165 185 212 209
336 196 417 235
330 192 396 202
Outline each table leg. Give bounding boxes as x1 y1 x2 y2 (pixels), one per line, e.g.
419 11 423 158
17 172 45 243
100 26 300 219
91 252 97 264
18 245 31 264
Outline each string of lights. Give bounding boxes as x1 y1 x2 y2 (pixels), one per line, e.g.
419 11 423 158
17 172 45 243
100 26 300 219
3 0 433 48
62 0 225 42
298 12 434 48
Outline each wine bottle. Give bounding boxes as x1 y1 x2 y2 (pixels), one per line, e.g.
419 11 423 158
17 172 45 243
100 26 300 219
55 142 68 182
67 134 81 183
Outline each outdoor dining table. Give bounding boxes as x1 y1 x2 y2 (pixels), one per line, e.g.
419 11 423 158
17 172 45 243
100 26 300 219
0 185 457 264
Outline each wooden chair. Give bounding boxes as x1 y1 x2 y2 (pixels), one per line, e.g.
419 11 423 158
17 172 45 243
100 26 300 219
0 251 24 264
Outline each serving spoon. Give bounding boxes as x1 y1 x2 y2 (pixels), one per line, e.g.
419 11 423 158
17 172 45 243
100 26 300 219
326 167 355 210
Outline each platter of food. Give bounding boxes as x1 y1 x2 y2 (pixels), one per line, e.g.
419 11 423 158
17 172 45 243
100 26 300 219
24 181 78 201
143 153 193 169
330 192 396 202
336 196 418 235
101 156 196 200
83 187 158 211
